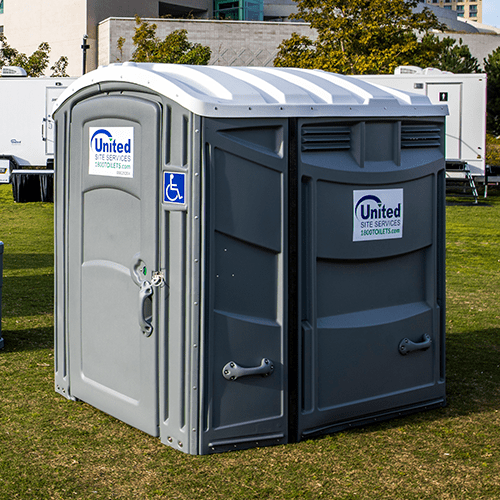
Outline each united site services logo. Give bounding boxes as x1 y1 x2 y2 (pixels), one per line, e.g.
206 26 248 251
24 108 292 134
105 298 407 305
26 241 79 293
353 189 403 242
89 127 134 178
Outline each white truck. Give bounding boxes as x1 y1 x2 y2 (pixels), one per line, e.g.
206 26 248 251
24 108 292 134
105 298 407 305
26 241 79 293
355 67 487 176
0 67 76 183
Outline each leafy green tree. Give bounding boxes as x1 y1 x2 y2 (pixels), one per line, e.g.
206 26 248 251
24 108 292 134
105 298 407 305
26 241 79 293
11 42 51 77
0 34 68 77
0 34 18 65
50 56 69 77
424 35 480 74
274 0 447 74
484 47 500 136
131 16 211 65
486 134 500 165
116 36 126 62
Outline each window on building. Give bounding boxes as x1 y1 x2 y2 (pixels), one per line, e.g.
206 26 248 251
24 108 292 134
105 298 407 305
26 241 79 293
444 0 451 3
469 4 478 16
444 5 452 9
456 4 464 16
158 1 206 19
0 0 4 15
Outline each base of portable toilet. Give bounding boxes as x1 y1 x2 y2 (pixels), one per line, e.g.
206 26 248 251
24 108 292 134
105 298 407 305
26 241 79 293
54 64 447 454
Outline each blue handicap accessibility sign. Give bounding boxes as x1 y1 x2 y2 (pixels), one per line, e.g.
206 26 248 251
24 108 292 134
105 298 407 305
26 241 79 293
164 172 186 204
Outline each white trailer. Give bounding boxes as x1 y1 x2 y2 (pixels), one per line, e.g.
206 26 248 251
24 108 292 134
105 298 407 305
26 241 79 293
0 69 76 183
355 68 487 176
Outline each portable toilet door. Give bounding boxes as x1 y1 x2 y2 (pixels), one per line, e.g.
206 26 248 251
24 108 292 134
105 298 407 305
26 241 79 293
44 82 76 156
59 94 162 436
425 83 461 160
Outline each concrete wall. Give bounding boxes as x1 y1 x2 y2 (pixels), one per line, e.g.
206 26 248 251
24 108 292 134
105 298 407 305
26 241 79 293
435 32 500 66
99 17 500 70
100 18 314 67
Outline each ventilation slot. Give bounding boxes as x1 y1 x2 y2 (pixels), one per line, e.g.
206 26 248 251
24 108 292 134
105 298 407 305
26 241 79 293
401 124 441 149
301 125 351 152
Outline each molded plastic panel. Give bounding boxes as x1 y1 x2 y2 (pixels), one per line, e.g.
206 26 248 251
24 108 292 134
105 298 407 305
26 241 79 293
201 118 288 454
297 117 446 439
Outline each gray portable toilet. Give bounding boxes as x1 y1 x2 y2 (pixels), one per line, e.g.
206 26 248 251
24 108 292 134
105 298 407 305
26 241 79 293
54 64 447 454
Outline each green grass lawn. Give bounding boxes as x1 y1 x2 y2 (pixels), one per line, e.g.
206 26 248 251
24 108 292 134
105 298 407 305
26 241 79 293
1 182 499 499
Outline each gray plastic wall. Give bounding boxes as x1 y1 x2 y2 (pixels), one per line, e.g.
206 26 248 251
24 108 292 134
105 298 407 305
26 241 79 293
295 117 446 439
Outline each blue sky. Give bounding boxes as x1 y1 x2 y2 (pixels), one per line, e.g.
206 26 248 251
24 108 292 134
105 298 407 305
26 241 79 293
482 1 500 28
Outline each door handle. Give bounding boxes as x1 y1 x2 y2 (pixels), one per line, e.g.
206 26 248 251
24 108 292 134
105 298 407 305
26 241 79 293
398 334 431 355
130 254 148 287
139 281 153 337
222 358 274 381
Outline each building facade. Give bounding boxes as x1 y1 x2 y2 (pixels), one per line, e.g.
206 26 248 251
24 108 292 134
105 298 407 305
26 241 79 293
426 0 482 23
100 17 499 70
100 17 312 67
0 0 213 76
0 0 495 77
0 0 296 76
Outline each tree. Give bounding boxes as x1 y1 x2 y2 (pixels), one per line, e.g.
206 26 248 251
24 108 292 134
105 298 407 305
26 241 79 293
486 134 500 166
131 16 211 65
0 34 68 77
424 35 480 74
274 0 448 75
484 47 500 136
50 56 69 77
116 36 126 62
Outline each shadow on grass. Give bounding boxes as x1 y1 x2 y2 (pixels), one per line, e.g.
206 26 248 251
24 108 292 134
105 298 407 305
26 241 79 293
2 274 54 318
0 326 53 352
2 253 54 270
445 327 500 415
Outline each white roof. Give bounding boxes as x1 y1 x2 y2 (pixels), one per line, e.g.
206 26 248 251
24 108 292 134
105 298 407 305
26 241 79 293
54 63 448 119
359 70 486 81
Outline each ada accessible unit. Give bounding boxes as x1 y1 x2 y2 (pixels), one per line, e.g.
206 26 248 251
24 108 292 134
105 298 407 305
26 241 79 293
54 64 447 455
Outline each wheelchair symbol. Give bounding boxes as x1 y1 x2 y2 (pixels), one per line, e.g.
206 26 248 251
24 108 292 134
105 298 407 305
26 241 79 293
164 172 185 204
